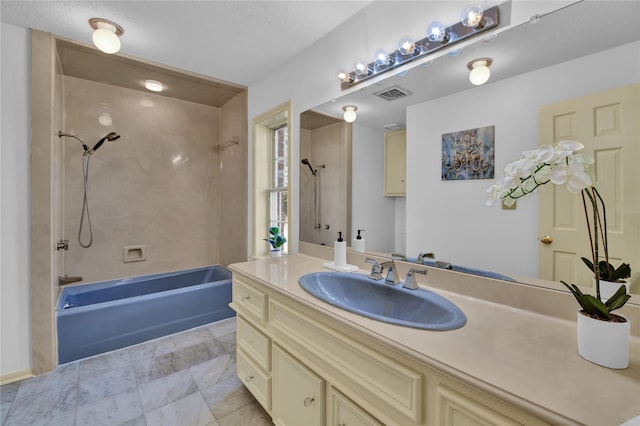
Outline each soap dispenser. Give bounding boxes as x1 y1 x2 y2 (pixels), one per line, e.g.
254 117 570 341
334 231 347 268
353 229 365 253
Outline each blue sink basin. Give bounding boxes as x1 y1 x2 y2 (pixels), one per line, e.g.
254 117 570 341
298 272 466 330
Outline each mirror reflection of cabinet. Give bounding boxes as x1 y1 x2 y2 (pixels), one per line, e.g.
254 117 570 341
384 129 406 196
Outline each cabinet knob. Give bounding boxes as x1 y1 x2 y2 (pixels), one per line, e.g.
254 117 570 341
245 375 254 382
242 295 251 301
303 396 315 407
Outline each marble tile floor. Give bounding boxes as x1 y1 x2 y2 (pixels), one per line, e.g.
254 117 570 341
1 317 273 426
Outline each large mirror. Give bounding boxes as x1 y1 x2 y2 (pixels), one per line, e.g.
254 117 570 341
300 1 640 297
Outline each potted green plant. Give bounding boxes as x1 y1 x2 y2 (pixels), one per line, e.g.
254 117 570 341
487 140 631 368
265 226 286 257
580 257 631 301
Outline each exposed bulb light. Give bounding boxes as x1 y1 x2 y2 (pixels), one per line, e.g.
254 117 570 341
426 21 447 43
398 37 419 56
373 49 392 70
89 18 124 54
342 106 357 123
145 80 163 92
461 5 484 28
355 61 370 77
337 71 353 83
467 58 492 85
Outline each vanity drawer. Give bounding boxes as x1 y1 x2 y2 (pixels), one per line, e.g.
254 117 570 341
233 276 268 322
237 348 271 411
237 315 271 371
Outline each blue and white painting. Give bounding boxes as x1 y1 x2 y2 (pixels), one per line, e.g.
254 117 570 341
441 125 495 181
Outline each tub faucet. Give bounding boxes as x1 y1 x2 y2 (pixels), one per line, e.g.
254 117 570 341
59 275 83 286
403 268 427 290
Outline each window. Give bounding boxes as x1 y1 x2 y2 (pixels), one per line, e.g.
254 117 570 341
251 101 292 258
269 125 288 253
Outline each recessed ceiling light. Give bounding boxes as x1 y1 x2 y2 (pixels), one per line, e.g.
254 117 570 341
145 80 163 92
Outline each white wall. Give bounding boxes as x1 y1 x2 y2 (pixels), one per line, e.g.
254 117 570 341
406 41 640 277
1 23 32 377
351 123 395 253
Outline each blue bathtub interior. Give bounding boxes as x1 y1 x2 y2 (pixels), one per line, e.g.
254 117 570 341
57 265 235 364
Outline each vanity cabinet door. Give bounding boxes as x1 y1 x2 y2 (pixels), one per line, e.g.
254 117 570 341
329 387 383 426
436 384 524 426
272 344 324 426
384 129 406 196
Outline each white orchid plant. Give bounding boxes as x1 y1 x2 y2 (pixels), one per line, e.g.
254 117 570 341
487 140 630 322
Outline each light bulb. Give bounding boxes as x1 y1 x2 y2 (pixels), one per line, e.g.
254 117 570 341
374 49 391 70
92 27 120 54
468 59 492 85
426 21 446 43
398 37 418 56
461 5 484 27
145 80 163 92
343 106 357 123
355 61 370 77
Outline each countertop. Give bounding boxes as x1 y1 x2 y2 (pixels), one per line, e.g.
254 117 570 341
229 254 640 426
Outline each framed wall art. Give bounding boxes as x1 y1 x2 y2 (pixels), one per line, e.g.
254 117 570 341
441 125 495 181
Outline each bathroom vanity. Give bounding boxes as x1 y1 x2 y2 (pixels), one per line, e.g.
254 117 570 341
229 254 640 426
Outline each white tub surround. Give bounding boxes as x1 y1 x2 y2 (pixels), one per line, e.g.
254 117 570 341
229 254 640 426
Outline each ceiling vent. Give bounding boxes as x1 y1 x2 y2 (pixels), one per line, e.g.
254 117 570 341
373 85 412 101
383 122 406 131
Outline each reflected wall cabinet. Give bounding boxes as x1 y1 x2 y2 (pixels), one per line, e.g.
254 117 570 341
384 129 407 196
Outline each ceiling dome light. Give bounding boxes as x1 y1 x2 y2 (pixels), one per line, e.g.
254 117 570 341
145 80 163 92
89 18 124 54
461 5 484 27
342 106 357 123
467 58 492 85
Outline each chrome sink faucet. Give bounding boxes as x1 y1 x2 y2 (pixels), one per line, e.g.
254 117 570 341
403 268 427 290
365 258 398 283
417 252 435 264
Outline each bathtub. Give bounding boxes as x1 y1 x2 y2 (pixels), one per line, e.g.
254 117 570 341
56 265 234 364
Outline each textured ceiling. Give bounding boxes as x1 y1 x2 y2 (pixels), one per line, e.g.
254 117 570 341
0 1 373 87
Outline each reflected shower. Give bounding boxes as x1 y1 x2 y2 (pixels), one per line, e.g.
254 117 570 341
301 158 325 176
58 130 122 247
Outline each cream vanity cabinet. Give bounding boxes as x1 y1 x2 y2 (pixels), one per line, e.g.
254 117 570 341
384 129 406 196
231 272 549 426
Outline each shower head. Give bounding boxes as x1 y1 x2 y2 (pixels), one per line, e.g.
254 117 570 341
58 131 90 151
90 132 121 154
301 158 316 176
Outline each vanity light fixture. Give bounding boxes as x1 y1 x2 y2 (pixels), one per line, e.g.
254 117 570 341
467 58 492 85
145 80 163 92
343 106 357 123
337 5 499 90
89 18 124 54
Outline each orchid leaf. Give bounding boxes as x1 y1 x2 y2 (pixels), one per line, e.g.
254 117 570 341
605 285 631 311
581 295 609 319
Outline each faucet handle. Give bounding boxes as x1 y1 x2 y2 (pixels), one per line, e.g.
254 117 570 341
365 258 384 280
403 268 427 290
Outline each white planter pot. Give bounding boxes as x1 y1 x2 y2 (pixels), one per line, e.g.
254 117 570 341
595 278 630 301
270 250 282 258
577 310 630 369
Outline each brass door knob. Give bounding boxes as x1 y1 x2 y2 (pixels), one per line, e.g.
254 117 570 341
540 235 553 245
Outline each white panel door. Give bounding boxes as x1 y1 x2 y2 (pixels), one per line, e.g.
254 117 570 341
538 83 639 291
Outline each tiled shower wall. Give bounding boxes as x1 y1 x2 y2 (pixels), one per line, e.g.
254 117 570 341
62 76 244 283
